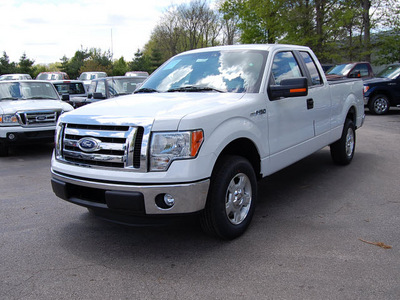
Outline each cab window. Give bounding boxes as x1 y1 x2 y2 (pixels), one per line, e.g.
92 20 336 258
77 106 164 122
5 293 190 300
300 51 322 85
270 51 303 85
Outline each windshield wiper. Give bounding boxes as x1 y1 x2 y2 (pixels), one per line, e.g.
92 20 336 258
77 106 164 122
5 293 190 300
134 88 159 94
0 97 19 100
167 86 225 93
24 96 57 100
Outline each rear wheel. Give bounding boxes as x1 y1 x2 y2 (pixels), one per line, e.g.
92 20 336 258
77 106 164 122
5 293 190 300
330 118 355 165
200 155 257 240
369 94 390 115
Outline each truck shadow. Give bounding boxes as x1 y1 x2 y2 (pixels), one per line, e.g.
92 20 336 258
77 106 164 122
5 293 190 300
57 147 376 269
5 142 54 158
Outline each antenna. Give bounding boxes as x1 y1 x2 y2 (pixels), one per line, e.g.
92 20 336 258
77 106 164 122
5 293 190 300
111 28 114 60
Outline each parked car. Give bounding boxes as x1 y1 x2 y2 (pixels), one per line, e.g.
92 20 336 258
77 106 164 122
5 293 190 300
79 76 147 107
78 72 107 90
36 72 69 80
0 73 32 81
363 63 400 115
0 80 73 156
125 71 149 77
326 62 374 80
51 44 364 239
52 80 87 108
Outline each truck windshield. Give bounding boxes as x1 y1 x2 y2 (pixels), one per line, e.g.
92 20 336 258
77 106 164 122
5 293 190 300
0 82 59 100
326 63 354 76
136 50 267 93
376 65 400 79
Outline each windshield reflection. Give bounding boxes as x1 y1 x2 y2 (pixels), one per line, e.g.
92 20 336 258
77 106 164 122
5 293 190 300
327 64 354 76
139 50 267 93
377 65 400 79
0 82 59 100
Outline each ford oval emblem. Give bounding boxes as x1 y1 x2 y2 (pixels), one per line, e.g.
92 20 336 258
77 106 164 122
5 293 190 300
77 137 101 152
36 115 47 121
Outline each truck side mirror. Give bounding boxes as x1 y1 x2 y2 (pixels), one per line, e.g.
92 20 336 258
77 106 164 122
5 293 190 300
268 77 308 100
93 92 106 99
61 94 70 101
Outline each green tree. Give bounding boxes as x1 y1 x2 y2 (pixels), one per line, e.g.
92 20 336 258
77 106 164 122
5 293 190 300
0 52 17 75
18 53 35 76
60 48 90 79
32 65 49 78
79 48 113 75
221 0 285 44
149 48 164 73
129 49 151 73
112 56 129 76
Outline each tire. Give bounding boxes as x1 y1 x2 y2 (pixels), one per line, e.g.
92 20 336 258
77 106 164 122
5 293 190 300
0 140 8 157
200 155 257 240
368 94 390 115
330 118 355 165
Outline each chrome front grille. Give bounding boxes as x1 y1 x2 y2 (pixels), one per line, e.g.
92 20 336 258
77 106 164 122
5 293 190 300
59 123 144 170
18 110 60 126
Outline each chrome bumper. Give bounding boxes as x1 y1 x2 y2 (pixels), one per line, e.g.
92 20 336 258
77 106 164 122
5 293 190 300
51 170 210 215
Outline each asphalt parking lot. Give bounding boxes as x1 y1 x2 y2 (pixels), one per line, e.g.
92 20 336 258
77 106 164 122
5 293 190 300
1 109 399 300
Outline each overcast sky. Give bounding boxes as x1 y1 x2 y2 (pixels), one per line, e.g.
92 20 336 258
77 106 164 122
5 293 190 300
1 0 210 65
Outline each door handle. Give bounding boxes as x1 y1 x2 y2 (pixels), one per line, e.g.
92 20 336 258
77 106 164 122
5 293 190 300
307 98 314 110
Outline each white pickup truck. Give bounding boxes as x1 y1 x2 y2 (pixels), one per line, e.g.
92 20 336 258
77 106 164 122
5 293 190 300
51 44 365 239
0 80 73 156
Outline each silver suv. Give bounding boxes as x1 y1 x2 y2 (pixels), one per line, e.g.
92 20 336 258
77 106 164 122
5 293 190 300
78 72 107 90
0 74 32 80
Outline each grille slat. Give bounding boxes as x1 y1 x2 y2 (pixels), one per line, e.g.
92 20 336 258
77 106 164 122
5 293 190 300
18 110 60 126
60 123 143 170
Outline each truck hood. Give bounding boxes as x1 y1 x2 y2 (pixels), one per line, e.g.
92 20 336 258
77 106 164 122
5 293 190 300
0 100 73 115
59 93 245 130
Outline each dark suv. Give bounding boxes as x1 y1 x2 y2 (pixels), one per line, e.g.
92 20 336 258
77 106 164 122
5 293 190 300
52 80 87 108
363 64 400 115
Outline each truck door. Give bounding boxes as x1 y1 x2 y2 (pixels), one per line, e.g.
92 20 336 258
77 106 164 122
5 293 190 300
267 51 314 156
298 51 331 138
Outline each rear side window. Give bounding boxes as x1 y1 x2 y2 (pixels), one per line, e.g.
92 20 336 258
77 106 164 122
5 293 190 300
95 81 106 96
349 64 369 78
270 51 303 85
300 51 322 85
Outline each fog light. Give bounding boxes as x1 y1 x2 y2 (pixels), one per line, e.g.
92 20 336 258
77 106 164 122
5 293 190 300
164 194 175 207
155 193 176 209
8 133 16 140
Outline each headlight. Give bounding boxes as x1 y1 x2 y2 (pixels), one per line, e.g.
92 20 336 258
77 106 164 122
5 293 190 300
150 130 204 171
54 122 65 159
0 114 19 125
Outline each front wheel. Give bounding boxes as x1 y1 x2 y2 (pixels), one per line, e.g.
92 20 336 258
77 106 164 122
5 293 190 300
200 155 257 240
369 94 390 115
330 118 356 165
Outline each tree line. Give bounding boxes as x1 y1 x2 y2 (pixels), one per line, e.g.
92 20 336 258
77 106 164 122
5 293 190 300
1 0 399 78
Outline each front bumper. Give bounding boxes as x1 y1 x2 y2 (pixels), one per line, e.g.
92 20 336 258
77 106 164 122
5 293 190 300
51 170 210 218
0 127 55 144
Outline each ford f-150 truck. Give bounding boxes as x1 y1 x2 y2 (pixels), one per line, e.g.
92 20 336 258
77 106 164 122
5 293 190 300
51 44 365 239
0 80 73 156
363 63 400 115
